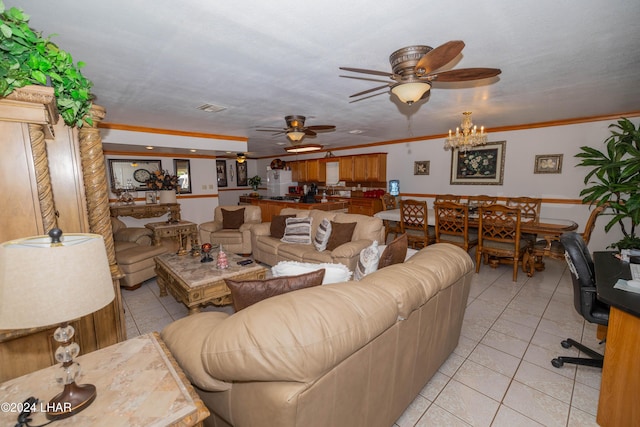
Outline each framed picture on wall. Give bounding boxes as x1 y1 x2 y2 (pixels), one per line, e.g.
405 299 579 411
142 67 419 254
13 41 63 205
414 161 430 175
216 160 227 187
534 154 563 174
236 161 248 186
450 141 506 185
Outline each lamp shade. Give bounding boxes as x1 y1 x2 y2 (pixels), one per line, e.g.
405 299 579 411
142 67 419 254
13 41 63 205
0 233 115 329
391 82 431 104
286 131 305 142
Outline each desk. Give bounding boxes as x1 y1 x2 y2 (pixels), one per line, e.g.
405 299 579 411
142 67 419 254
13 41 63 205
594 251 640 426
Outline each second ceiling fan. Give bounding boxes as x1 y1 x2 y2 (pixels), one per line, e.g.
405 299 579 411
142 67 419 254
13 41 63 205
257 115 336 143
340 40 501 104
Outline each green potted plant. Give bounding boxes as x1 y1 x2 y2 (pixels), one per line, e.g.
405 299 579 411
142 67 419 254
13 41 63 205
248 175 262 192
0 1 94 127
576 117 640 249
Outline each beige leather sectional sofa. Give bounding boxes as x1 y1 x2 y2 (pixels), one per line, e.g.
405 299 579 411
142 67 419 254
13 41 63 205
162 243 474 427
251 208 385 271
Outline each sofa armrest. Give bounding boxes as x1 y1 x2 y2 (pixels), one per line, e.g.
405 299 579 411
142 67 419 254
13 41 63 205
239 220 261 232
200 220 223 233
114 228 153 246
251 222 271 237
331 239 372 259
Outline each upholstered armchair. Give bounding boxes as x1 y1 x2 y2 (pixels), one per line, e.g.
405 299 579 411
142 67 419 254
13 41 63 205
199 205 262 255
111 217 168 290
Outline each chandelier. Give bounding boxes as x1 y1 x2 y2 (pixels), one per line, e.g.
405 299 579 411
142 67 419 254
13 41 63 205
444 112 488 152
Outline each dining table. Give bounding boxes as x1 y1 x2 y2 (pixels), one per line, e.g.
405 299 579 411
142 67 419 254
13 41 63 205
374 208 579 254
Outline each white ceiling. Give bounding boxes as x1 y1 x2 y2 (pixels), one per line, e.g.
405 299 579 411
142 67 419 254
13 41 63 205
7 0 640 157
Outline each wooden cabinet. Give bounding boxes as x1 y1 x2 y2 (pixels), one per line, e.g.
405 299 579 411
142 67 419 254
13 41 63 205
353 153 387 182
0 86 125 382
339 157 354 181
291 159 326 183
348 197 383 216
290 161 306 182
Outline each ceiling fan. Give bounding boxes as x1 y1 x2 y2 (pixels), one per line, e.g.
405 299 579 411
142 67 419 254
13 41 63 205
256 115 336 143
340 40 501 104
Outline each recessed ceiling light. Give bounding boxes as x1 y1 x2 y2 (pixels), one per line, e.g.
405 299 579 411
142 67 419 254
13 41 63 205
276 142 286 146
196 103 227 113
145 146 154 150
190 149 197 152
349 129 364 134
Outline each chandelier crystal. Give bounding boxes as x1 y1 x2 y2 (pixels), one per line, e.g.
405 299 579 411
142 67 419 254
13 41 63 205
444 112 488 152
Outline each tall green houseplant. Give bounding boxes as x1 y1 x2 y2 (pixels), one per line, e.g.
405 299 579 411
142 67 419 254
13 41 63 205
576 118 640 249
0 1 94 127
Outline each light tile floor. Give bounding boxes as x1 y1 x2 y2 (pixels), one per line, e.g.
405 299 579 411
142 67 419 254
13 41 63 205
122 256 602 427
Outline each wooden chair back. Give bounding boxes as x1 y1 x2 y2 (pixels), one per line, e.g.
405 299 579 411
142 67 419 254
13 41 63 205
506 197 541 223
399 199 434 249
434 201 478 252
380 193 398 210
435 194 462 203
581 204 606 245
476 204 531 281
380 194 401 241
466 195 498 207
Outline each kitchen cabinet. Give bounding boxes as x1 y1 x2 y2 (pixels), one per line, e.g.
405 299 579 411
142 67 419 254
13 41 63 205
0 86 125 382
348 197 383 216
339 157 354 181
290 161 306 182
291 159 326 183
354 153 387 182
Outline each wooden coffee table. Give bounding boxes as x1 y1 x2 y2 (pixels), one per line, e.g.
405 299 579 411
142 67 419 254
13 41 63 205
154 252 268 314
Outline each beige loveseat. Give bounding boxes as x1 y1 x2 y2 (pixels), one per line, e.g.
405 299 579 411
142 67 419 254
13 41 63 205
199 206 262 255
251 208 385 271
162 243 473 427
111 217 168 289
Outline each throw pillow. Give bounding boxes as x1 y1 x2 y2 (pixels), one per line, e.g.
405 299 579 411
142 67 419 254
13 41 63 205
378 234 408 269
325 221 357 251
313 218 332 251
225 269 325 311
271 261 352 284
222 208 245 229
281 217 313 244
354 240 379 281
270 214 296 238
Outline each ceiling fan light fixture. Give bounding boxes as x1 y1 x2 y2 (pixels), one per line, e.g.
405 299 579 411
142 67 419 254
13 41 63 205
391 82 431 105
286 131 306 142
284 144 323 153
236 153 246 163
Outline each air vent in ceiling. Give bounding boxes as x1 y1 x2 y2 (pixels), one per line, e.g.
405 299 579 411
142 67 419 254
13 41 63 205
196 103 227 113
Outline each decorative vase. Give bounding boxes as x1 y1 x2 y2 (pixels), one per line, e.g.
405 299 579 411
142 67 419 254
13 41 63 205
216 245 229 270
158 189 177 204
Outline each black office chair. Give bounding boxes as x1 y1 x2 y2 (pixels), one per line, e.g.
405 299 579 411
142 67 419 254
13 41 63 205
551 232 609 368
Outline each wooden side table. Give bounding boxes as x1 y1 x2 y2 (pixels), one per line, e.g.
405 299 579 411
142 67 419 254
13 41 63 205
145 220 200 256
0 333 209 426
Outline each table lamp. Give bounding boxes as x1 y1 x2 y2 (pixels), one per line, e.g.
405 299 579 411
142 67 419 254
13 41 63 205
0 229 115 420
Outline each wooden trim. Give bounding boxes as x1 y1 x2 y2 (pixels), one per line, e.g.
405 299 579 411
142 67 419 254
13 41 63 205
99 122 247 142
109 193 218 203
399 193 585 205
103 149 217 159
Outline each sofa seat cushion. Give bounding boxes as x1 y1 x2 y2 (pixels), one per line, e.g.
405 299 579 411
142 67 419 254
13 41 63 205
116 244 167 268
301 249 335 265
255 235 284 253
201 282 398 383
161 312 233 392
272 261 352 284
210 229 244 244
278 243 316 260
225 269 325 311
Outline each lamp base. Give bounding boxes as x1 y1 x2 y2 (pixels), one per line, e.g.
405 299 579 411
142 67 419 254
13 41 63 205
46 382 97 420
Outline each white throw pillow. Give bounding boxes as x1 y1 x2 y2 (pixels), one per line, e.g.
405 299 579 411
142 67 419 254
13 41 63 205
354 241 379 281
281 217 313 245
313 218 332 251
271 261 352 284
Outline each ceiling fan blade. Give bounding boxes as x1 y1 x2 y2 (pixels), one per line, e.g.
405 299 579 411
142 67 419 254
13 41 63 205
349 90 390 103
306 125 335 131
339 75 394 84
428 67 502 82
339 67 397 79
414 40 465 75
256 128 286 133
349 84 392 98
304 129 317 136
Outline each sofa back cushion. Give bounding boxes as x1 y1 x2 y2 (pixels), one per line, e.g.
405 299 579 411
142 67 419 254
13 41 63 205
225 269 325 311
215 205 262 224
270 214 296 238
334 212 384 243
201 282 398 383
326 221 357 251
222 207 245 229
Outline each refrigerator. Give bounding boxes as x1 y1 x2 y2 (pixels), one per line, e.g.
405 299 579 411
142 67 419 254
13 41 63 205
267 169 295 197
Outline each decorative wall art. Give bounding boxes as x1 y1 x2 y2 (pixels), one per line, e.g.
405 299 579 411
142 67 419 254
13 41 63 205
108 159 162 192
450 141 506 185
534 154 563 174
216 160 227 187
414 161 430 175
173 159 192 193
145 191 157 204
236 161 248 186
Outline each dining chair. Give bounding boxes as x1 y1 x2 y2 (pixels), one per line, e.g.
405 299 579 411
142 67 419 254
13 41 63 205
434 201 478 252
399 199 435 249
531 204 606 269
379 193 402 242
434 194 462 203
476 204 534 281
506 196 542 245
466 195 498 207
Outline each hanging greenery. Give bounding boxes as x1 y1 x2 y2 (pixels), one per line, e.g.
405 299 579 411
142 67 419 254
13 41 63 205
576 117 640 249
0 1 94 127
